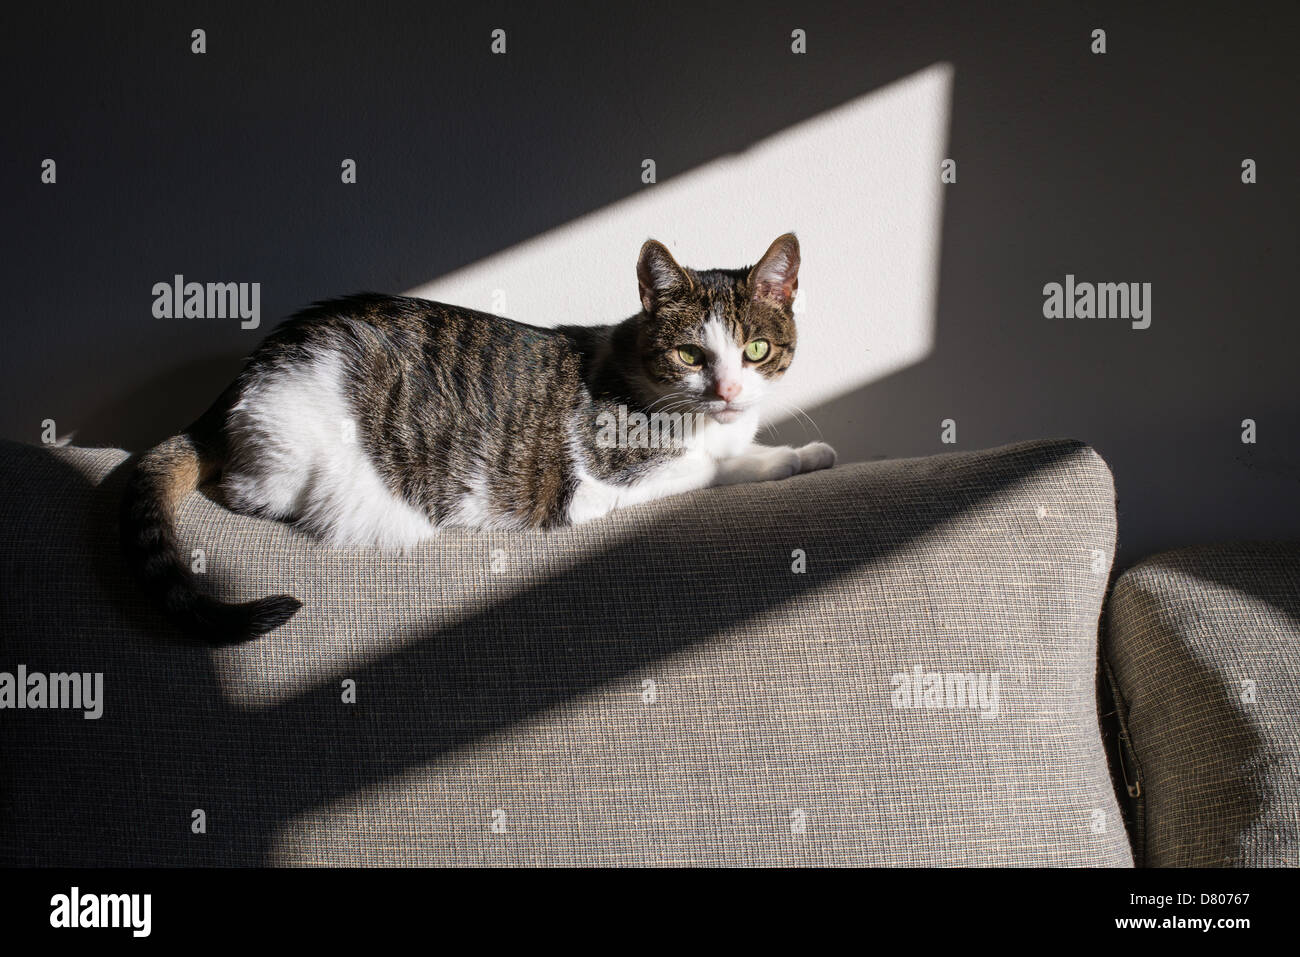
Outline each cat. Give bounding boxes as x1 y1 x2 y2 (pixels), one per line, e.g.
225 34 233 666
120 233 836 644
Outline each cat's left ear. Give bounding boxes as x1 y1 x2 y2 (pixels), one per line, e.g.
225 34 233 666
748 233 800 307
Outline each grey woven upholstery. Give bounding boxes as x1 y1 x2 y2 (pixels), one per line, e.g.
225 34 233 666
0 437 1130 865
1105 543 1300 867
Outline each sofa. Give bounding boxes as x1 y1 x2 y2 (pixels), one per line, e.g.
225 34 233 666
0 436 1295 866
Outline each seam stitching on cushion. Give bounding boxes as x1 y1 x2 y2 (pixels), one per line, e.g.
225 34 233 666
1100 642 1146 866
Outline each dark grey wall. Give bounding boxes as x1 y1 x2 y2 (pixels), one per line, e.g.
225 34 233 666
4 1 1297 567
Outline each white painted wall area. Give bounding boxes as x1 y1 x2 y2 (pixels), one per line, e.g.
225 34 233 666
406 63 953 429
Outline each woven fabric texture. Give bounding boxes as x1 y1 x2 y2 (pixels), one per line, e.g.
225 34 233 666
1105 542 1300 867
0 437 1129 865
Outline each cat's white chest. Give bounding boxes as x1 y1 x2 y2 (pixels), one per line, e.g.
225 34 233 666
686 413 761 460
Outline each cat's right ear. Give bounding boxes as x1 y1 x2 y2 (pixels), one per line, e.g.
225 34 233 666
637 240 693 313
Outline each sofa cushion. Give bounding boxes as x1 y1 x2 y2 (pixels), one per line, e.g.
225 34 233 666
0 437 1130 865
1105 542 1300 867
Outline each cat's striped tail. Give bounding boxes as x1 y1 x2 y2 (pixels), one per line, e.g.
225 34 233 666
120 434 302 644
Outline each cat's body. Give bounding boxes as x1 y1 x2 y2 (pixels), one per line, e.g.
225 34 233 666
121 234 835 643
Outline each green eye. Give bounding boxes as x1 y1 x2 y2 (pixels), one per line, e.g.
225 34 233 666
677 345 704 366
744 339 771 362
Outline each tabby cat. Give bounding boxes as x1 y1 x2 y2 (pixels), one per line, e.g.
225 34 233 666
121 233 836 643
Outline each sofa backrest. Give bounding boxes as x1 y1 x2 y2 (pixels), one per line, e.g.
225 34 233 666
0 437 1131 865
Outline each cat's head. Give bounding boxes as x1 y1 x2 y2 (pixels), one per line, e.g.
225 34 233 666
633 233 799 424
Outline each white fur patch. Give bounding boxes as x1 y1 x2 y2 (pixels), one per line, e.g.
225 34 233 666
223 351 437 548
701 315 742 384
441 469 496 528
688 411 761 458
701 310 769 409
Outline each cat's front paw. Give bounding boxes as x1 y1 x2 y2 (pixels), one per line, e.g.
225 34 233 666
715 447 801 485
757 446 803 482
568 479 619 524
795 442 837 474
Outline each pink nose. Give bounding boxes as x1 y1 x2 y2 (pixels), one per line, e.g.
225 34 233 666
714 380 742 402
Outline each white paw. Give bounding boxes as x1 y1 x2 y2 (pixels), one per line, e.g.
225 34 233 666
795 442 837 474
714 447 800 485
568 480 618 524
755 447 802 482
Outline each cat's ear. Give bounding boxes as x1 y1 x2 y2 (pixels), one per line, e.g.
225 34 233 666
637 240 694 313
748 233 800 307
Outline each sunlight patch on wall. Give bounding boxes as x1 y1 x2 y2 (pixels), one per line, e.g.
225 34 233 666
405 63 953 420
